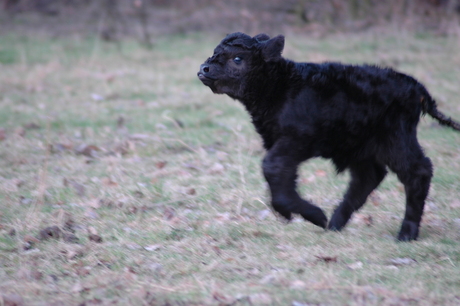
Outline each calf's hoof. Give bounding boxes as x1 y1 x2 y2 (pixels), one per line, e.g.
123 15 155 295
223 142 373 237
300 206 328 229
272 204 293 221
327 208 351 232
327 206 351 232
397 220 419 242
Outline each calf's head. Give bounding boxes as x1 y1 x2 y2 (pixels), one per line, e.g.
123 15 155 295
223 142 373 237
197 32 285 98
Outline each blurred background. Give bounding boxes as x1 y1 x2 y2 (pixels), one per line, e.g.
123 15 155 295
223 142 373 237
1 2 460 305
1 0 460 43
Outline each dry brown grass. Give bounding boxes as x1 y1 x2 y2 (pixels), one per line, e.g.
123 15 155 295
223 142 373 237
1 31 460 305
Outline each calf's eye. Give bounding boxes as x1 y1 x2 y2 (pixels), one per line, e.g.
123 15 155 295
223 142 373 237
233 56 242 64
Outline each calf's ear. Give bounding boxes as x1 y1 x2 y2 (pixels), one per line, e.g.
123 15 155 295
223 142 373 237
253 33 270 42
261 35 284 61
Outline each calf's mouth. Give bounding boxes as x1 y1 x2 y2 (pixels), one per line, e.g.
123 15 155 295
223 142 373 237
197 64 218 81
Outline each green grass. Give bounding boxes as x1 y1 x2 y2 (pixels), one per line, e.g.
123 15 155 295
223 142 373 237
1 31 460 305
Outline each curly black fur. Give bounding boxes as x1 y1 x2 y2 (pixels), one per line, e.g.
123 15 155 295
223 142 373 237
198 32 460 241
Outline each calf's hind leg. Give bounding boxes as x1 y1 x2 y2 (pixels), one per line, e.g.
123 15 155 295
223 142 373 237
262 140 328 228
389 149 433 241
328 160 387 231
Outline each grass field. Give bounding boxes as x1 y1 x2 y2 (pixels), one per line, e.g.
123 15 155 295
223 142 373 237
1 30 460 305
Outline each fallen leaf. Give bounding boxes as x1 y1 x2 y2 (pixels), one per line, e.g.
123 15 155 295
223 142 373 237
19 197 32 205
129 133 151 140
186 188 196 195
249 293 272 305
167 216 182 227
23 235 40 244
369 192 381 206
0 128 6 141
75 265 91 277
126 243 142 250
216 150 228 160
16 266 42 281
87 226 98 236
21 242 34 251
453 218 460 229
49 142 73 154
301 175 316 184
450 199 460 209
352 213 373 226
23 122 40 130
123 267 137 281
155 161 167 169
15 267 29 280
75 144 101 158
144 261 163 276
315 169 327 177
126 206 138 214
2 179 23 193
39 226 62 240
71 281 84 293
277 251 290 259
117 116 125 129
163 207 176 220
425 201 438 212
257 209 271 220
33 268 43 280
55 211 75 228
1 293 24 306
83 198 101 209
85 208 100 219
253 231 273 238
212 245 222 256
91 93 104 101
259 272 285 285
215 212 231 223
14 127 26 137
183 162 200 171
388 257 417 266
213 291 235 304
98 199 115 208
347 261 363 270
132 287 149 300
208 163 225 174
13 179 24 188
63 233 79 243
101 177 118 187
88 226 102 243
315 255 338 263
133 0 142 8
114 140 135 155
133 190 144 198
62 245 84 260
88 234 103 243
144 244 161 252
290 280 307 290
292 302 318 306
63 178 86 198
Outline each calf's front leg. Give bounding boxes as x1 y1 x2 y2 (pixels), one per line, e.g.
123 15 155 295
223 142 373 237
262 140 327 228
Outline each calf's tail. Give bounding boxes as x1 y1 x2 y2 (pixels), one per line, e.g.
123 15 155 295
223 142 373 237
422 96 460 131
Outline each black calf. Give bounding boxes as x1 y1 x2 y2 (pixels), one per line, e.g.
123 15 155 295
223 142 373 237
197 32 460 241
